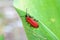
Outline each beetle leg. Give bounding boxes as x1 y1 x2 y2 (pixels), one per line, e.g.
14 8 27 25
36 20 38 22
34 19 38 22
29 16 33 18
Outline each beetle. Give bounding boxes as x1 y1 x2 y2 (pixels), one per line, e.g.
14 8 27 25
25 15 39 28
21 9 39 28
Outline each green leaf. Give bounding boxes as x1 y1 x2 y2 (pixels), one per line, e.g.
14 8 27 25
0 35 4 40
14 0 60 40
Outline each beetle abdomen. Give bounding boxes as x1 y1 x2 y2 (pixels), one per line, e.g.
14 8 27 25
26 16 39 28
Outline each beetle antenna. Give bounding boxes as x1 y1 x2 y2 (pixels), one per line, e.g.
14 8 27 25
26 8 27 14
26 8 29 17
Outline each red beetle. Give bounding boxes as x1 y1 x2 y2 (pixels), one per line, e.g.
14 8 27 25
25 9 39 28
26 15 39 28
21 9 39 28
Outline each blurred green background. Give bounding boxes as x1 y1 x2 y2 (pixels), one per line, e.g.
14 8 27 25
14 0 60 40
